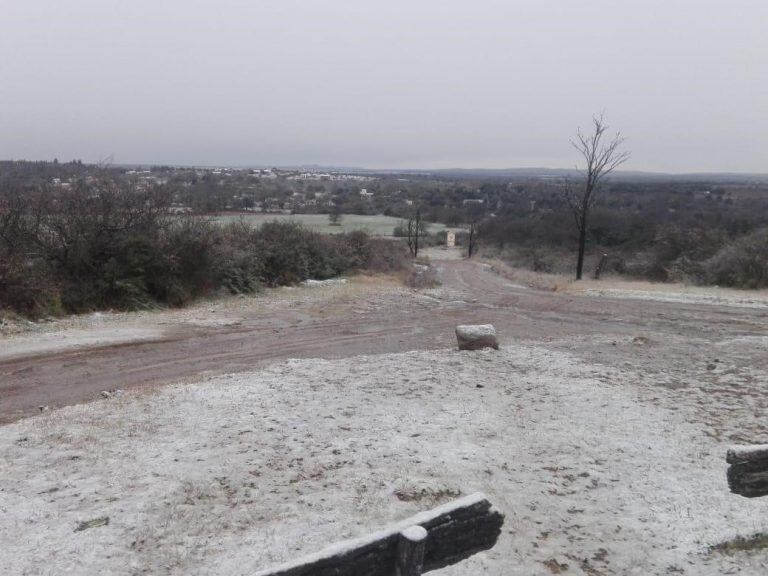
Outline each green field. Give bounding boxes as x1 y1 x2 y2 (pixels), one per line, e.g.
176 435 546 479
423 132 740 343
211 213 460 237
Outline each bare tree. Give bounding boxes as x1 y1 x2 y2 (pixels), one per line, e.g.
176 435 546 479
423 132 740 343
0 188 29 257
564 115 630 280
464 203 483 259
328 203 343 226
405 207 427 258
467 221 479 258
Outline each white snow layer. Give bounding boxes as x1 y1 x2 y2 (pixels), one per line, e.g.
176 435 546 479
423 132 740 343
301 278 348 287
1 347 767 575
252 493 481 576
455 324 496 338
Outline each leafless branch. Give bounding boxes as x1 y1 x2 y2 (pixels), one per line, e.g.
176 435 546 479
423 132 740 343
563 114 630 279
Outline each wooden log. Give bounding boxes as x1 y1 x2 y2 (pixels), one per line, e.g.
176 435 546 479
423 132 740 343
727 445 768 498
396 526 427 576
727 444 768 464
254 492 504 576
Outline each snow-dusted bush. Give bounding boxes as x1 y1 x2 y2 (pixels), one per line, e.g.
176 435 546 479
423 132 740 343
704 229 768 289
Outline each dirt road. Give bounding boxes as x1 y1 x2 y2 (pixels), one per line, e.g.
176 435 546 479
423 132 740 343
4 253 768 575
2 255 767 423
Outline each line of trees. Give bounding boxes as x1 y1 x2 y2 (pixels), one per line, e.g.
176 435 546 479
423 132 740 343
475 114 767 287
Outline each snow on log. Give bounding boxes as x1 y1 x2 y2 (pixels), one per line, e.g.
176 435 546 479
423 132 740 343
727 444 768 498
396 526 427 576
254 493 504 576
455 324 499 351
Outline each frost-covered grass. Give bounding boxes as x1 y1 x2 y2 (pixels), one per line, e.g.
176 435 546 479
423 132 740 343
212 213 461 237
2 346 768 575
479 255 768 307
578 285 768 309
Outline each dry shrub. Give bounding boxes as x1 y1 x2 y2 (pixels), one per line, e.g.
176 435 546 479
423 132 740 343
0 188 412 318
478 257 566 291
0 257 62 318
479 245 575 276
645 224 727 283
354 236 410 273
250 224 407 287
703 229 768 289
403 263 441 288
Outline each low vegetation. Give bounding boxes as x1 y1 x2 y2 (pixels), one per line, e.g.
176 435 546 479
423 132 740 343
0 180 408 318
480 187 768 288
402 261 441 289
3 160 768 294
710 533 768 555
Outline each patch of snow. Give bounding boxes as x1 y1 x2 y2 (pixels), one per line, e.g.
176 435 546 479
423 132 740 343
301 278 349 287
184 317 243 328
1 347 766 575
715 335 768 348
583 288 768 309
455 324 496 338
400 525 428 542
253 494 481 576
0 327 166 361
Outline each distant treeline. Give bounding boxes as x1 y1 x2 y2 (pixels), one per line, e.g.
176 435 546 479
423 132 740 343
476 180 768 287
2 160 768 291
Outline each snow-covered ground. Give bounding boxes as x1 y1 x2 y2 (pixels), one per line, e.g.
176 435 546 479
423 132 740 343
3 345 767 575
476 253 768 309
0 327 166 361
579 286 768 309
0 275 404 358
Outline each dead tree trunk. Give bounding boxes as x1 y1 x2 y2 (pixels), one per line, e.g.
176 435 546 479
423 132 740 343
414 211 419 258
564 115 630 281
406 208 423 258
467 222 478 259
593 253 608 280
576 213 587 280
396 526 427 576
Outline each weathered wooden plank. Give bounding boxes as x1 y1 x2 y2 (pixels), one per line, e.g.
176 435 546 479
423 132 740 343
254 493 504 576
396 526 427 576
727 444 768 465
726 445 768 498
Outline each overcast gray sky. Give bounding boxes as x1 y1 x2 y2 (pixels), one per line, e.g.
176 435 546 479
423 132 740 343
1 1 766 172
